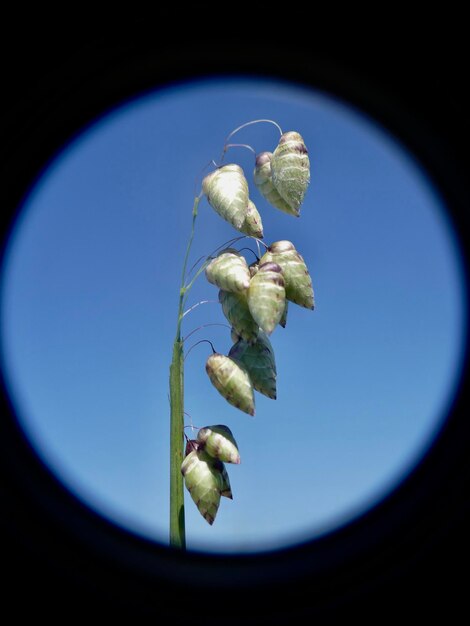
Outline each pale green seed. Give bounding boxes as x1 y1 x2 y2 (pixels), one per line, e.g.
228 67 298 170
229 331 277 399
202 164 249 232
181 450 223 525
219 289 259 344
247 262 286 334
261 240 314 310
205 353 255 415
205 249 250 293
254 151 299 217
271 132 310 214
197 424 240 464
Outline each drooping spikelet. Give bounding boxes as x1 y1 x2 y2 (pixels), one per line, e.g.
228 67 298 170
205 353 255 415
254 151 299 216
205 248 250 293
229 331 277 400
261 240 314 310
271 132 310 214
197 424 240 464
247 262 286 334
219 289 259 344
181 447 224 525
202 164 250 232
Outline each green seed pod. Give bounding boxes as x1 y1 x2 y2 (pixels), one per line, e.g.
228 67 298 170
219 289 259 344
271 132 310 214
181 449 223 525
229 331 277 399
197 424 241 464
254 151 299 217
206 353 255 415
247 262 286 335
239 199 264 238
261 240 314 310
205 248 250 293
202 164 250 232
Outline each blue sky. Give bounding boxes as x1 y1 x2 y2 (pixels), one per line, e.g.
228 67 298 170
0 77 466 553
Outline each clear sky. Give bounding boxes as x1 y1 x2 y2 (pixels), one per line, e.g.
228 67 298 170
0 77 466 553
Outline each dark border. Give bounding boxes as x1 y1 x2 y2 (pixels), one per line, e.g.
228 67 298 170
1 16 469 622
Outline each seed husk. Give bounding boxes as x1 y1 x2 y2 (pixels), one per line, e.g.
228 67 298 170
202 164 250 232
271 132 310 214
247 261 286 334
219 289 259 344
254 151 299 217
181 449 223 525
229 331 277 399
205 248 251 293
197 424 241 464
206 353 255 415
261 240 314 310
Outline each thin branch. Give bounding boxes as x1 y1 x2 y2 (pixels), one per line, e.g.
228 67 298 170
183 322 231 343
237 247 259 261
220 119 283 163
184 338 216 361
220 143 257 163
225 119 283 143
183 235 248 292
182 300 218 318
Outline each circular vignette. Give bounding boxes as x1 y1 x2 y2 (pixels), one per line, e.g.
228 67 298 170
1 33 469 621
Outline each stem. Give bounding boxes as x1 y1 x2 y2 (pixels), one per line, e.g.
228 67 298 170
169 336 185 549
169 194 201 549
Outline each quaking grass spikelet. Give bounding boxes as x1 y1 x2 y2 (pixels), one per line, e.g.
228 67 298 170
247 262 286 334
197 424 241 464
219 289 259 344
206 353 255 415
181 447 223 525
229 331 277 399
261 240 314 310
271 131 310 214
205 249 251 293
254 151 299 216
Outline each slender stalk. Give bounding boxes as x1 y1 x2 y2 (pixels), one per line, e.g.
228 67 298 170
169 194 200 549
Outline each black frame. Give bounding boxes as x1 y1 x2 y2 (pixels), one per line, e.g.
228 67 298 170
1 16 469 622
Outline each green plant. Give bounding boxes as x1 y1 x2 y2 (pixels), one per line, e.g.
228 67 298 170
169 120 314 549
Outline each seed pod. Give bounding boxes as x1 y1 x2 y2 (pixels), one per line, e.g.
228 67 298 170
202 164 250 232
254 151 299 217
271 132 310 214
205 248 250 293
261 240 314 310
181 449 223 525
229 331 277 399
197 424 240 464
247 262 286 335
219 289 259 344
239 199 264 238
206 353 255 415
